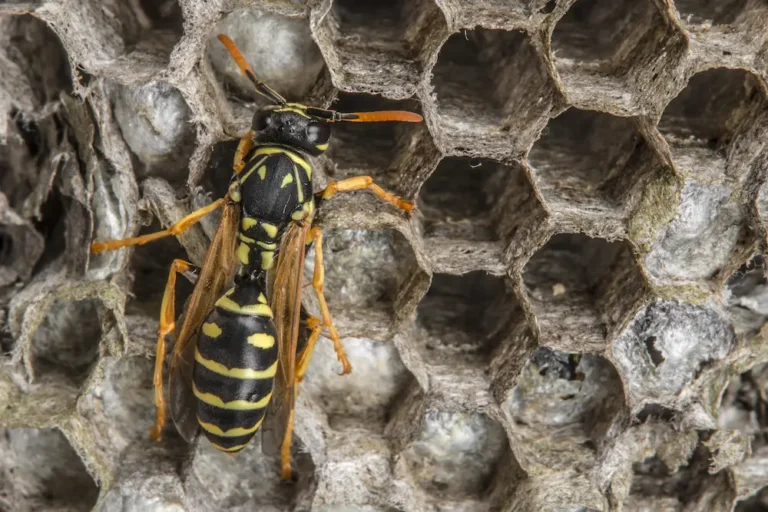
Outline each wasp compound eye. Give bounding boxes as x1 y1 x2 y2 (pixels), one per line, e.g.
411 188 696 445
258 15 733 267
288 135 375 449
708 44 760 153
252 109 271 132
306 121 330 145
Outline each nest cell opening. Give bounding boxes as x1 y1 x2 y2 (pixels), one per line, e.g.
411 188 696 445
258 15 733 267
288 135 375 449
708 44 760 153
658 68 767 177
431 28 553 142
31 299 103 386
551 0 662 69
308 228 418 333
416 271 519 366
504 348 624 469
718 363 768 449
523 234 629 352
725 255 768 335
137 0 183 34
1 428 99 511
418 157 528 243
528 108 658 215
325 93 423 191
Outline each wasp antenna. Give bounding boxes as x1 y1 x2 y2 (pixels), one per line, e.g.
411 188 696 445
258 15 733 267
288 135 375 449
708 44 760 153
216 34 286 105
336 111 423 123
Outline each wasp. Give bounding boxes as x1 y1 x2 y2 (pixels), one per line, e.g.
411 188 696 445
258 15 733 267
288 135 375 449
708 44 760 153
90 34 422 478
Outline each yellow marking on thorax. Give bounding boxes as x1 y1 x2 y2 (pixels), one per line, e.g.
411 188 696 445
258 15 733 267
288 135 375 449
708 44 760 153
215 296 273 318
202 323 222 338
193 383 272 410
250 147 311 177
315 143 328 152
198 415 265 437
195 349 278 379
236 242 250 265
211 441 249 453
261 250 275 270
247 332 276 349
281 173 294 188
240 156 268 184
294 166 304 202
291 199 315 221
261 222 278 238
257 293 267 304
257 166 267 180
242 217 258 230
274 107 310 118
228 183 241 202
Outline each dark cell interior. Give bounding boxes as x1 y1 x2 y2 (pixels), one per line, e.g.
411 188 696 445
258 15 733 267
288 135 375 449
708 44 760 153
417 271 517 360
331 0 434 49
139 0 184 33
432 28 548 126
325 93 422 186
552 0 657 64
523 234 623 300
674 0 750 26
736 486 768 511
31 299 102 386
529 108 654 208
658 68 763 150
418 157 515 242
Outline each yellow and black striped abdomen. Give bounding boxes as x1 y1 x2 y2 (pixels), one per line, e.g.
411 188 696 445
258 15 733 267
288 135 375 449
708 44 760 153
192 284 278 453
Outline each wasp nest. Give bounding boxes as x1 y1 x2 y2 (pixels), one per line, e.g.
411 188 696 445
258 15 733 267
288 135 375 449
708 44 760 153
1 0 768 511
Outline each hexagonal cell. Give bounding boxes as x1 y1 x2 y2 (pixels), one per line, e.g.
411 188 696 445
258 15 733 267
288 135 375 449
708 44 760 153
624 445 735 511
111 81 194 183
302 332 413 429
503 348 624 472
523 234 646 353
431 28 556 155
31 298 102 386
207 8 332 108
398 410 509 499
306 229 420 338
0 428 99 511
719 363 768 450
315 0 448 95
551 0 686 112
658 68 768 185
324 92 433 196
674 0 768 53
724 255 767 335
415 271 520 368
528 108 662 221
611 300 735 411
417 157 545 272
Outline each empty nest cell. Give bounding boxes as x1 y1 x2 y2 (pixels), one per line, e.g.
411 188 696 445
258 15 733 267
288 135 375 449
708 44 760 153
208 8 329 105
418 157 541 244
725 255 768 336
718 363 768 450
325 93 425 194
398 410 508 499
504 348 624 472
307 228 418 337
319 0 446 93
415 271 519 367
658 68 768 183
528 108 661 218
523 233 640 353
674 0 768 49
431 28 555 153
0 428 99 511
551 0 685 109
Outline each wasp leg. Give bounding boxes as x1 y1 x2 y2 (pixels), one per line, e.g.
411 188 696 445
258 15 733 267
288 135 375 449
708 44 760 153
307 226 352 375
233 131 254 175
281 401 296 480
296 315 323 383
91 198 225 254
150 258 198 442
318 176 414 214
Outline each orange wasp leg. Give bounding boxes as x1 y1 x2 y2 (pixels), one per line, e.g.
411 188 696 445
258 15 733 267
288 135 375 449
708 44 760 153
90 198 225 254
281 404 296 480
319 176 414 214
307 226 352 375
150 258 198 441
296 316 323 383
233 131 254 175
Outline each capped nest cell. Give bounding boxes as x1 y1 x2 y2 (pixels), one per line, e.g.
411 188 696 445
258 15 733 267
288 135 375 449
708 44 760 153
1 1 768 511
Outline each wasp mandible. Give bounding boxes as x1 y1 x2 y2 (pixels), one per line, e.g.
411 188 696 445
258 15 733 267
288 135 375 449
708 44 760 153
91 34 422 479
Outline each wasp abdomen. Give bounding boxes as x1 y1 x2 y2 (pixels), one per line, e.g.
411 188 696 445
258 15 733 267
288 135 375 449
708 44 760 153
192 283 278 453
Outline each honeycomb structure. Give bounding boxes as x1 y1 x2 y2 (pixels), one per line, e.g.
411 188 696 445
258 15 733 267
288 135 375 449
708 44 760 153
1 0 768 511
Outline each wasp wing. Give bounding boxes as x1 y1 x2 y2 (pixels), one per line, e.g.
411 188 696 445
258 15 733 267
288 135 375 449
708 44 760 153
169 196 240 442
261 219 311 462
